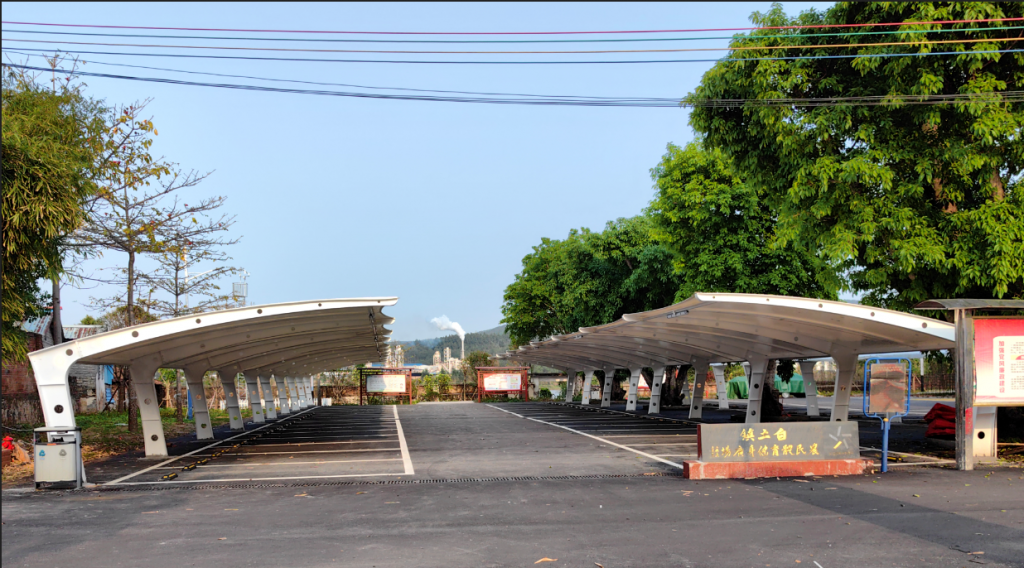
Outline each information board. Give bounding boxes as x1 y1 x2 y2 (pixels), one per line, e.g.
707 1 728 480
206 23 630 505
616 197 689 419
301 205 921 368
483 373 522 392
698 422 860 463
974 317 1024 406
868 362 909 414
366 374 408 393
476 367 529 402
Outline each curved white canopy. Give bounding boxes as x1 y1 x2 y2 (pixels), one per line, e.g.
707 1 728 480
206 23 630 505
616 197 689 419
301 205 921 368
29 298 396 457
505 293 954 369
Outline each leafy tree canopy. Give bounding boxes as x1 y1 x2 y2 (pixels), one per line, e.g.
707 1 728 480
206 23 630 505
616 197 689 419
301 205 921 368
501 216 676 346
2 65 104 359
688 2 1024 311
647 142 839 301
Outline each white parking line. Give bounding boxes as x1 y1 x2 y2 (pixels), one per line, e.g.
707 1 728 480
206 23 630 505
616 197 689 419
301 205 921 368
155 458 402 468
113 472 409 485
487 404 686 471
190 447 401 457
105 407 315 485
394 405 415 475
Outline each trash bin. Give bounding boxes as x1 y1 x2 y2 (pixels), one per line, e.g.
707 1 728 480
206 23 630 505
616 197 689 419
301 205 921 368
33 427 82 490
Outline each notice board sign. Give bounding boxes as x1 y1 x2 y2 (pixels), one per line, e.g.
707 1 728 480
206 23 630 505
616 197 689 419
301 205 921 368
476 367 529 402
359 368 412 405
868 362 909 415
974 317 1024 407
698 422 859 463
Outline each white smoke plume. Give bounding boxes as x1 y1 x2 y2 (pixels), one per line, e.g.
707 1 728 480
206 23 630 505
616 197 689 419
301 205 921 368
431 315 465 340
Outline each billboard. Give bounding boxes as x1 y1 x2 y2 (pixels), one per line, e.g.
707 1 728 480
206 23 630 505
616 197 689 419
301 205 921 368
974 318 1024 406
483 373 522 392
366 374 408 394
868 362 909 414
698 422 860 463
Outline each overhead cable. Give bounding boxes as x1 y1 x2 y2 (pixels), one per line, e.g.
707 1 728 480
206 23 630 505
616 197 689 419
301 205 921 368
3 46 1020 65
3 34 1019 54
3 24 1022 44
5 63 1022 108
3 17 1021 35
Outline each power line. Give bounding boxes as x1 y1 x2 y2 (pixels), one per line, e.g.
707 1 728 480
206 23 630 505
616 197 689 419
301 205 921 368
5 63 1022 108
3 17 1021 35
2 49 688 99
4 46 1021 65
4 24 1022 44
4 35 1019 54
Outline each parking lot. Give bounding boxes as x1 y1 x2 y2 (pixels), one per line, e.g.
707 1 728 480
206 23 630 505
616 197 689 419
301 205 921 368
4 401 1023 568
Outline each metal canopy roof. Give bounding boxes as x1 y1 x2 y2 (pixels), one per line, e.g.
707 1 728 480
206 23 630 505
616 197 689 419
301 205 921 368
503 293 955 370
31 297 396 375
914 299 1024 310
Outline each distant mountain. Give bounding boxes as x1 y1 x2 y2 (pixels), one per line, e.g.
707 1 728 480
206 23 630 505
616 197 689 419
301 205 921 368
398 325 511 365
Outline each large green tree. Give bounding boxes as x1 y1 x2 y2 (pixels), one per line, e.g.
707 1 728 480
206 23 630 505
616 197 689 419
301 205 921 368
501 216 676 346
688 2 1024 311
2 65 104 359
648 142 839 300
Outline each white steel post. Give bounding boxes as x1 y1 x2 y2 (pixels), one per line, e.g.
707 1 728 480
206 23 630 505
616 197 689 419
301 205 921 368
689 360 710 420
129 358 169 457
600 369 613 408
182 365 214 440
829 352 858 422
625 368 642 412
275 376 291 415
563 369 577 403
744 356 770 424
580 369 594 405
711 364 729 410
296 376 308 409
798 361 820 417
286 377 300 410
679 366 692 409
648 367 666 414
218 371 245 431
259 374 278 419
243 372 264 424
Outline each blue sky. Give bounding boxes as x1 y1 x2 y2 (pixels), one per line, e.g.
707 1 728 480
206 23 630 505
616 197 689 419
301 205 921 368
2 2 832 340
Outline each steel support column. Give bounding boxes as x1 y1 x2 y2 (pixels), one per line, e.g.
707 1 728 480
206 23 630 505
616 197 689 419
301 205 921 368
296 376 308 409
128 358 169 457
182 365 214 440
243 372 265 424
648 366 666 414
954 309 976 470
275 376 291 415
744 356 770 424
711 364 729 410
829 352 858 423
600 369 613 408
625 368 642 412
564 369 577 403
217 371 245 431
798 361 820 417
689 360 710 420
285 377 300 410
259 374 278 419
580 369 594 406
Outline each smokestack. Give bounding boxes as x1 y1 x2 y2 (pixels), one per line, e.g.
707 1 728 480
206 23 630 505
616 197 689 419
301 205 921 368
431 315 466 359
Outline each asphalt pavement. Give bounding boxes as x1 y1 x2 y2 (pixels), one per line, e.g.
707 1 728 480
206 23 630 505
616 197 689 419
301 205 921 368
3 402 1021 568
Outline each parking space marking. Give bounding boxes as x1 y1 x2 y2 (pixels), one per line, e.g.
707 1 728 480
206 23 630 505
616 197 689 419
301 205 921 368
487 404 686 471
394 405 415 475
154 458 402 468
113 472 408 485
189 447 400 457
104 407 316 485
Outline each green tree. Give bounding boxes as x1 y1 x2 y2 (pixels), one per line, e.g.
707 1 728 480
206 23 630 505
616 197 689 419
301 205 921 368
648 142 839 301
2 62 104 359
461 351 494 394
501 216 676 346
688 2 1024 311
